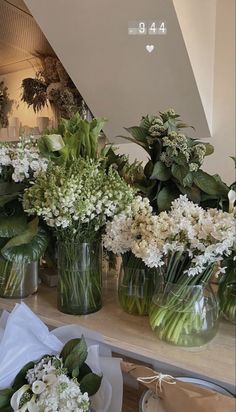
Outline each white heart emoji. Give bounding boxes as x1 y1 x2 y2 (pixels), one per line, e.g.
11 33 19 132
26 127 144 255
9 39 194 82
146 45 154 53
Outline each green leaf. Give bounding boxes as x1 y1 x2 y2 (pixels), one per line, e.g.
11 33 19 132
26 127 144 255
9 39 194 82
0 215 27 238
78 363 92 381
80 373 102 396
1 219 48 263
171 164 188 184
43 134 65 152
176 183 201 203
182 172 193 188
12 361 35 391
0 388 14 409
124 126 147 142
193 170 229 196
150 161 171 181
144 160 154 178
62 337 88 377
204 143 214 156
0 182 26 196
60 338 81 361
157 186 179 211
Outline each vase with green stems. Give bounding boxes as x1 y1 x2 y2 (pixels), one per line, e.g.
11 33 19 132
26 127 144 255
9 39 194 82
218 256 236 324
118 252 160 316
57 240 102 315
0 257 38 298
149 253 219 347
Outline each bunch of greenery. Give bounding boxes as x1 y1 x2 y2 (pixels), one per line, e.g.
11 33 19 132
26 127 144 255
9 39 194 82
121 109 229 211
0 81 13 128
38 112 106 165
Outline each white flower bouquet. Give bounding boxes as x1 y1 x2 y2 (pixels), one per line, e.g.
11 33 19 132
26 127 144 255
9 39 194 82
23 158 135 315
104 195 235 345
0 138 48 183
0 304 123 412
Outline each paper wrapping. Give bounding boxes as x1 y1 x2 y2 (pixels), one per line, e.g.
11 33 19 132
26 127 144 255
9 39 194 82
122 362 235 412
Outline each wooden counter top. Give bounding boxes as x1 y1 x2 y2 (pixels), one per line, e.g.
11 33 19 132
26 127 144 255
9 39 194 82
0 279 235 390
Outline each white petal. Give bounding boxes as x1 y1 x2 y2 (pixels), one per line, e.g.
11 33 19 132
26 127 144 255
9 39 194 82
42 373 57 386
27 398 39 412
32 380 46 395
10 385 30 411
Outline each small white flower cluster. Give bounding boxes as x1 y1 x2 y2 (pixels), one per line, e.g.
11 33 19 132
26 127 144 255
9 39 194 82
160 132 206 171
104 195 235 277
23 159 135 234
0 137 48 182
11 356 89 412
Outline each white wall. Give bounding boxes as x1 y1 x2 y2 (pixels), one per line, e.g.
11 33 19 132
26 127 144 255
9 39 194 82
204 0 235 184
118 0 235 185
173 0 216 132
0 67 54 139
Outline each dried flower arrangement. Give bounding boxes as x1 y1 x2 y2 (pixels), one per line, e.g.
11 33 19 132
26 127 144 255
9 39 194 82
21 56 84 119
0 81 13 128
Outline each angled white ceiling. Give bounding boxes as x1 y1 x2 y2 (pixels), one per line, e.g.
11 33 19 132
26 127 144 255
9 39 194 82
173 0 216 133
23 0 212 141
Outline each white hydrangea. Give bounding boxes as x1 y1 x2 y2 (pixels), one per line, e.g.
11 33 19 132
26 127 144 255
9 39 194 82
0 137 48 182
37 374 90 412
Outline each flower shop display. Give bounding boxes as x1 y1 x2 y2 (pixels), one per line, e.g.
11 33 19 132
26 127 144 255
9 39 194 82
21 56 86 120
0 303 123 412
0 139 48 298
121 108 229 211
103 196 160 315
0 81 13 128
23 158 135 314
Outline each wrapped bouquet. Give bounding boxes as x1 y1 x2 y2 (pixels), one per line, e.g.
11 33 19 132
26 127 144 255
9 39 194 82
0 304 123 412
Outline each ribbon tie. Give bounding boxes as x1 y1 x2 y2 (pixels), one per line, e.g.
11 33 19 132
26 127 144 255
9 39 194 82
137 373 176 392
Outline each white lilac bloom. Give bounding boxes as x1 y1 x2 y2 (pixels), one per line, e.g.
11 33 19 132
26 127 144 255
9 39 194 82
104 195 236 277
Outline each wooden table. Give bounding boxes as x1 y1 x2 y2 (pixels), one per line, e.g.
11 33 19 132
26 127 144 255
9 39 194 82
0 279 235 395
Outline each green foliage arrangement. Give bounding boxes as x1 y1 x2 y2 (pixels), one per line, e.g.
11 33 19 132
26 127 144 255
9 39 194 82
0 81 13 128
121 109 229 211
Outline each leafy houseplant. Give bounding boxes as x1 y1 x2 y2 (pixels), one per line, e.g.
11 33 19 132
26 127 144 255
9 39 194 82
23 158 135 314
0 141 48 298
121 109 229 211
0 336 102 412
0 81 13 128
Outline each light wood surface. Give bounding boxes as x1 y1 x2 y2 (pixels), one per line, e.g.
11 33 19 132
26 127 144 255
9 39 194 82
0 279 235 389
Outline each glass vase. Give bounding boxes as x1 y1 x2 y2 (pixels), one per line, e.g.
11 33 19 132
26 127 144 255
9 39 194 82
57 241 102 315
0 257 38 298
118 252 160 316
218 256 236 324
149 281 219 347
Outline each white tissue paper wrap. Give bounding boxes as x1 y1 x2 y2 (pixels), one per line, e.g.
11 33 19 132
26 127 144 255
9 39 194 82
0 303 123 412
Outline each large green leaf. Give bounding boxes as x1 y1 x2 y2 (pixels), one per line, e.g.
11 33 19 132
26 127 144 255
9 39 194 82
43 134 65 152
171 164 188 185
12 362 35 391
193 170 229 196
1 219 48 263
0 215 27 238
150 161 171 181
157 186 179 211
124 126 147 142
64 336 88 376
176 183 201 203
203 143 214 156
80 373 102 396
0 388 14 409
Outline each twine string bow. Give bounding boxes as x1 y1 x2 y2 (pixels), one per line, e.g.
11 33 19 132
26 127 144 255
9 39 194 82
137 373 176 392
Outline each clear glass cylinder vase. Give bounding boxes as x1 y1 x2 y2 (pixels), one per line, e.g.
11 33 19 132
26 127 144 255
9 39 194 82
218 256 236 324
57 241 102 315
118 252 160 316
149 281 219 347
0 257 38 298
